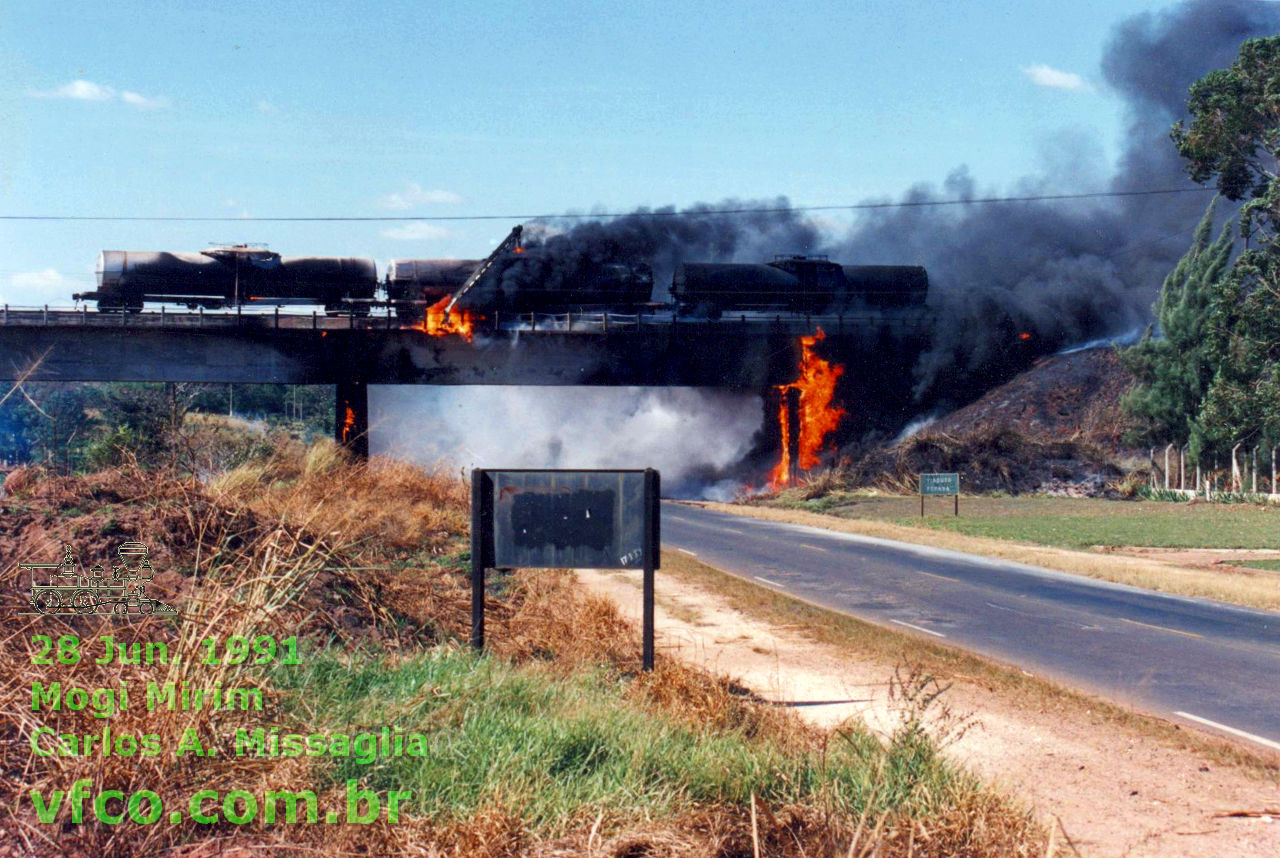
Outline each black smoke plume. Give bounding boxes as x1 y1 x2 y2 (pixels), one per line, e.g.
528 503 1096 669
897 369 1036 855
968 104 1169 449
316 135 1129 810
480 1 1279 414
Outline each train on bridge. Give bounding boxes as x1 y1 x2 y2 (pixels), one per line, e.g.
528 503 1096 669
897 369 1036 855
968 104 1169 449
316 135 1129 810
71 227 930 324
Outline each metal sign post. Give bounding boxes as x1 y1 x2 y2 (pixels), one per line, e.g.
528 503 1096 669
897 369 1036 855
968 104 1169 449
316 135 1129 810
470 468 661 670
919 472 960 517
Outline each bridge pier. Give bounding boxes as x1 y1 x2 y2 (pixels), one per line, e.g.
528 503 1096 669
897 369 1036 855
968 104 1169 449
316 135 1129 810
335 380 369 459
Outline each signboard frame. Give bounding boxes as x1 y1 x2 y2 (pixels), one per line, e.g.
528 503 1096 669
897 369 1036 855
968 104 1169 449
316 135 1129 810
919 472 960 517
470 468 661 669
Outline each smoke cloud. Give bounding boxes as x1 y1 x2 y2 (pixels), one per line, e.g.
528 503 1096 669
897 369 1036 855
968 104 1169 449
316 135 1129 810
375 1 1280 490
484 1 1279 406
369 386 762 499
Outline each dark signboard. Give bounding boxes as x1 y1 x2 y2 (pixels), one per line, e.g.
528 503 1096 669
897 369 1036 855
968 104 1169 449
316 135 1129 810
491 470 655 570
471 469 661 668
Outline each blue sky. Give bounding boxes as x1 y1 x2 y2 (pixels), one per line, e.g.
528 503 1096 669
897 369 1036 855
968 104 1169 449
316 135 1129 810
0 0 1199 305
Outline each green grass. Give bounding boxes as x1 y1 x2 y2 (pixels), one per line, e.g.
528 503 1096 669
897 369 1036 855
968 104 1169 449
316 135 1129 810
1243 559 1280 572
770 492 1280 549
270 646 972 831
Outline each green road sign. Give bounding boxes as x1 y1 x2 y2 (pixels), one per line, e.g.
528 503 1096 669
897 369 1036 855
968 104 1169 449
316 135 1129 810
920 472 959 496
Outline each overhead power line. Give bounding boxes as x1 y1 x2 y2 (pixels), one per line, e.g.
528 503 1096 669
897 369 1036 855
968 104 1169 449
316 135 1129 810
0 187 1215 223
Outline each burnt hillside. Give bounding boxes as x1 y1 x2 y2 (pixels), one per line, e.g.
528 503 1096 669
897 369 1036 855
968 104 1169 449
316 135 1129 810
835 348 1143 496
925 347 1138 450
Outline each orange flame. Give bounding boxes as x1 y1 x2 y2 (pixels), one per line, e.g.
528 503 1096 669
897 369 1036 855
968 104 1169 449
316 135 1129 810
1018 331 1032 341
413 296 476 342
769 328 846 488
340 406 356 444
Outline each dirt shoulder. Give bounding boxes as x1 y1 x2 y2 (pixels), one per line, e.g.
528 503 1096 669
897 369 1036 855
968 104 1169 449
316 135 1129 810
698 501 1280 612
575 562 1280 857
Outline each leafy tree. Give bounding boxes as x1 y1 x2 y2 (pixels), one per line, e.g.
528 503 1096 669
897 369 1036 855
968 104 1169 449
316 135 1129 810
1173 36 1280 236
1122 203 1233 451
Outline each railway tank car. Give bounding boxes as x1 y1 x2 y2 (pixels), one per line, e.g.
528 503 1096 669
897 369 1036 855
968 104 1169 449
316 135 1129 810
385 258 479 322
73 246 377 313
389 254 656 319
671 255 928 317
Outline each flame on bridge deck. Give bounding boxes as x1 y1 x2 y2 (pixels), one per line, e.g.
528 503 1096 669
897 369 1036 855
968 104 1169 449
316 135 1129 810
413 296 477 342
769 327 846 488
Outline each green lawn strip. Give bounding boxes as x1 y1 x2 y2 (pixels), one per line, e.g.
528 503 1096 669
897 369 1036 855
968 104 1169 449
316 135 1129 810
1242 560 1280 572
270 645 979 832
765 492 1280 550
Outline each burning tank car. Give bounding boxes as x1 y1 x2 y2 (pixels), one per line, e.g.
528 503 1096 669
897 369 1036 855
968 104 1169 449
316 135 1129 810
387 252 656 322
671 255 929 317
73 246 377 314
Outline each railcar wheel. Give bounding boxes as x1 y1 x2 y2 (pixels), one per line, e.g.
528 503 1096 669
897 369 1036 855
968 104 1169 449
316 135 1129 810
34 592 60 613
72 590 97 613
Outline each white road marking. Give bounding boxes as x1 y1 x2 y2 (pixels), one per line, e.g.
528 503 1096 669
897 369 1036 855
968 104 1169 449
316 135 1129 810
918 570 958 582
721 527 746 535
753 576 784 588
799 543 829 553
890 619 946 638
1175 712 1280 752
677 548 698 557
1120 617 1203 639
985 601 1017 612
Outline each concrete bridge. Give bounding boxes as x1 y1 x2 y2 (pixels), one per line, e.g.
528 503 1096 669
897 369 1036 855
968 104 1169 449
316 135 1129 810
0 306 931 458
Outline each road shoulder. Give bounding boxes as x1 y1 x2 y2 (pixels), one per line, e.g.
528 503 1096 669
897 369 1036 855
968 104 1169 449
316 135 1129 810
575 557 1280 858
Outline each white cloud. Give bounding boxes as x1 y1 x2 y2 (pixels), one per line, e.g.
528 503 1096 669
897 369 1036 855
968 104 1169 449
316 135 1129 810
381 222 453 241
121 90 170 110
256 99 279 114
378 182 462 210
33 79 115 100
6 269 76 306
30 79 170 108
1022 64 1089 91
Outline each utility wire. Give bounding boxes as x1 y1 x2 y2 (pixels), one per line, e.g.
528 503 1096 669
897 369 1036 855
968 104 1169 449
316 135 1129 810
0 186 1215 223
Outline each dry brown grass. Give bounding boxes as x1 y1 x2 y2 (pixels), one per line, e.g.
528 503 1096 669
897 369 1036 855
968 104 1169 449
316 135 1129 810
210 441 470 561
701 501 1280 611
1 450 1051 857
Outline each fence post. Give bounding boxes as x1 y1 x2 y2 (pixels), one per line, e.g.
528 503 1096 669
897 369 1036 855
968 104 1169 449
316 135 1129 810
1252 446 1259 495
2 304 7 324
1179 445 1187 492
1164 444 1173 491
1149 448 1156 489
274 306 279 330
1231 443 1242 493
199 306 204 327
160 305 165 327
42 305 48 325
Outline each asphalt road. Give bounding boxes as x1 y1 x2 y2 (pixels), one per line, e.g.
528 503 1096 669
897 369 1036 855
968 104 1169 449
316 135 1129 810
661 502 1280 751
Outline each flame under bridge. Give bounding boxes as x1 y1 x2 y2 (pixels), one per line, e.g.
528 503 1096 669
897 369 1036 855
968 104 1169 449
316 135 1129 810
0 306 931 458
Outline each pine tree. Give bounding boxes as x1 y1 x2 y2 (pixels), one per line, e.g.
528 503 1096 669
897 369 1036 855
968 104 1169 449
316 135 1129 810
1198 247 1280 450
1122 202 1234 453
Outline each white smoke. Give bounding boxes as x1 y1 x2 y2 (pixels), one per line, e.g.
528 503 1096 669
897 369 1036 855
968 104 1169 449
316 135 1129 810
368 386 762 498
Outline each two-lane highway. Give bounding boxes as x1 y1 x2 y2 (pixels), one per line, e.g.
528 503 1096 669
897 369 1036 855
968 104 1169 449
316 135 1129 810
662 502 1280 751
